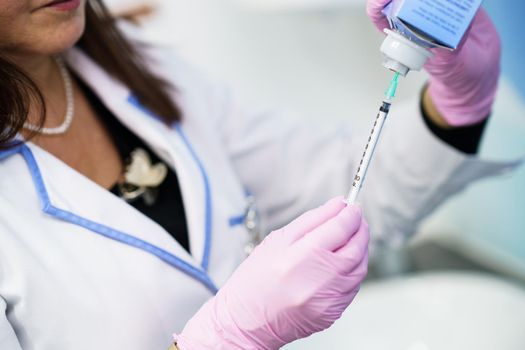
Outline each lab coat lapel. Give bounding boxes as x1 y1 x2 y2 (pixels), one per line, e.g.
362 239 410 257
26 143 193 264
18 143 217 293
62 48 209 268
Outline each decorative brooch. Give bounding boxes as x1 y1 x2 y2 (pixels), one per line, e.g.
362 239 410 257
118 148 168 206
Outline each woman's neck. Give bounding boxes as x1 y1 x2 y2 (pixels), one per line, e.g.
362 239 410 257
10 52 68 128
7 52 56 87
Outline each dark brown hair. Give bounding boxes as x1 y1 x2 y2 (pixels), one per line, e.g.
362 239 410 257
0 0 181 149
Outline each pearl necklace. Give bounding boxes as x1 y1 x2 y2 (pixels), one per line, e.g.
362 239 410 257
23 57 74 135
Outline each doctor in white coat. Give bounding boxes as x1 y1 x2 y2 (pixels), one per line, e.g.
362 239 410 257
0 0 513 349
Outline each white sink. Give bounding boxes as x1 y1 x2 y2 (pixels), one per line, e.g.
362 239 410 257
284 272 525 350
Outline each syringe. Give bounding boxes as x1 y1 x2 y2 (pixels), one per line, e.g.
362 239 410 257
347 72 400 204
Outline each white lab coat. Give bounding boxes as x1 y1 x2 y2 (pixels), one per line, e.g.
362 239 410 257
0 37 515 349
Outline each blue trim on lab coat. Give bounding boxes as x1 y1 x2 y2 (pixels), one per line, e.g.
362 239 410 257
126 95 214 272
0 143 23 161
0 144 218 294
228 214 245 227
173 124 213 272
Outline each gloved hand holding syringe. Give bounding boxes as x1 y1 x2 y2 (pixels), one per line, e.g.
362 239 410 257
347 72 399 204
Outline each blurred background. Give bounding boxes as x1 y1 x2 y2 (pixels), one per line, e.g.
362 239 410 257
106 0 525 348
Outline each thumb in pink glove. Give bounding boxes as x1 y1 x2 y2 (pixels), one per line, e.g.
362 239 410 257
367 0 501 127
174 197 369 350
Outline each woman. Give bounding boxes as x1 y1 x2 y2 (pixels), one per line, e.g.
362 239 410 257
0 0 507 349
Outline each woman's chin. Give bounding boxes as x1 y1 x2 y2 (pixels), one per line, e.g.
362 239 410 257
27 3 86 56
34 22 85 56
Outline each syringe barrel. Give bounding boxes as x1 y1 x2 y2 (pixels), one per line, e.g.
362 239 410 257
346 101 391 204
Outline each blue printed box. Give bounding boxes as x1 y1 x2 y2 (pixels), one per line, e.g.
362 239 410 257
384 0 483 49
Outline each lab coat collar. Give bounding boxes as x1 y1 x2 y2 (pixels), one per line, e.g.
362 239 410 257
62 47 212 270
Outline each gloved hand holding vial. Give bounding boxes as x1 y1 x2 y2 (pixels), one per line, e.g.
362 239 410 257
349 0 501 203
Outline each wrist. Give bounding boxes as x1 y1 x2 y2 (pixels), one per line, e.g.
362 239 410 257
420 87 488 154
422 85 451 129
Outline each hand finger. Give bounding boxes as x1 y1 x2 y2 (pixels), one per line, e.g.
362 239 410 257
450 7 498 54
342 250 369 292
468 8 501 55
335 220 370 265
301 204 362 251
366 0 392 32
470 7 494 34
323 248 369 295
280 196 347 244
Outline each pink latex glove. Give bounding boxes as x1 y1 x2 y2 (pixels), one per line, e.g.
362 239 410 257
367 0 501 127
174 197 369 350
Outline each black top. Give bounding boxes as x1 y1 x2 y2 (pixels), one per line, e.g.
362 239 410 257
77 79 191 253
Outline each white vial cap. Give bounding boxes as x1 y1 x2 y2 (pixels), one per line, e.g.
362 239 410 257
380 29 433 76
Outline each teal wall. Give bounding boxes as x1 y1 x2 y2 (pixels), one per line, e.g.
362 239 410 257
450 1 525 274
484 1 525 98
